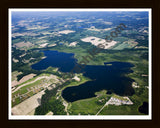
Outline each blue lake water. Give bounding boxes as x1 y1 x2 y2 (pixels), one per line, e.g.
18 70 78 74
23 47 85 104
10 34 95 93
31 50 77 72
31 50 135 102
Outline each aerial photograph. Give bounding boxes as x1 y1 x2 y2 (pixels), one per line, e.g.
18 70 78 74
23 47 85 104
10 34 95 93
9 9 151 119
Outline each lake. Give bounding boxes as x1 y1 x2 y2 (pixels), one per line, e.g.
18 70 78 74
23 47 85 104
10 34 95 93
138 102 148 115
31 50 135 102
31 50 77 72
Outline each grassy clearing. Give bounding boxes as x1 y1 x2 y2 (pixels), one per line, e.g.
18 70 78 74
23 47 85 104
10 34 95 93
69 97 102 115
95 90 107 96
99 104 142 115
113 43 131 50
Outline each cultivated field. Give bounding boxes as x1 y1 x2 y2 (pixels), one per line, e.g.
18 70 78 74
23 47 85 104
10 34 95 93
12 73 36 87
13 41 34 48
58 30 75 34
69 42 78 47
81 36 117 49
85 26 112 32
12 90 45 115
